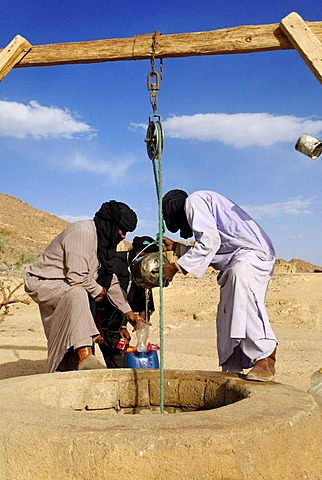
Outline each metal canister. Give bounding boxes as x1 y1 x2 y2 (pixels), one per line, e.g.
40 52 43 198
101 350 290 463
295 133 322 160
131 252 170 289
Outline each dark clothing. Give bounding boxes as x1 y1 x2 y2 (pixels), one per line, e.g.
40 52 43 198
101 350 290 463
96 251 154 368
98 309 128 368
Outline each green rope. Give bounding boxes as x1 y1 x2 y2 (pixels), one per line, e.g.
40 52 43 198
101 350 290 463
146 117 165 413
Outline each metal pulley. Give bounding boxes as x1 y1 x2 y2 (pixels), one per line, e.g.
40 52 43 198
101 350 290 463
145 115 164 160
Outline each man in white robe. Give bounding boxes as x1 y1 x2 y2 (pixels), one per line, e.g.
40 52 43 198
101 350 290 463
24 200 145 373
162 189 277 382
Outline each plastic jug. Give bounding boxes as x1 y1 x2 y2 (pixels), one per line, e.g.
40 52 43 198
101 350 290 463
126 350 159 369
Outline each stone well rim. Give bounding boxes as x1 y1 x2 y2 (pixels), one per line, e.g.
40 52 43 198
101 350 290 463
1 369 321 480
0 368 318 433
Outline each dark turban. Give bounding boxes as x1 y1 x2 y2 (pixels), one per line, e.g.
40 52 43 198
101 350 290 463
94 200 137 289
95 200 137 233
129 236 158 264
162 189 193 239
132 236 158 254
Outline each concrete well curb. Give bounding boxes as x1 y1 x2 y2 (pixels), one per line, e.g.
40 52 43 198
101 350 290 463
0 369 321 479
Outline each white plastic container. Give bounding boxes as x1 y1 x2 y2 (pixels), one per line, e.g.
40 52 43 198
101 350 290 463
308 368 322 406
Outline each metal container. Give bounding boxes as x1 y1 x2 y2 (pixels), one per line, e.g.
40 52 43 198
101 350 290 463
295 133 322 160
131 251 169 289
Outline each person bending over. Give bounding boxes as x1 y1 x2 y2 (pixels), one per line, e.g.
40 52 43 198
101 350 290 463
162 189 277 382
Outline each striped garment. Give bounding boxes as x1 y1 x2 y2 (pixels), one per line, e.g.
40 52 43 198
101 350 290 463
24 220 130 372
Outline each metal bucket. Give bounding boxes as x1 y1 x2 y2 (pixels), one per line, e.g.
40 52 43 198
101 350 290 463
295 133 322 160
131 251 169 288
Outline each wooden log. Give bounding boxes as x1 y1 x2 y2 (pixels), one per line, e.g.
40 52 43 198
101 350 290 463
0 35 31 80
3 18 322 68
280 12 322 85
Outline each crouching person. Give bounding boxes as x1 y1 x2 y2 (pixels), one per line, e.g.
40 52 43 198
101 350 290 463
24 200 144 372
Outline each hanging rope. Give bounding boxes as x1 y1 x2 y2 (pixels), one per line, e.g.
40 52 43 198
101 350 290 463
144 31 165 414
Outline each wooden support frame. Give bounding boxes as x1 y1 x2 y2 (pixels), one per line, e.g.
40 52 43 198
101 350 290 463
0 12 321 87
0 15 321 70
0 35 31 81
280 12 322 85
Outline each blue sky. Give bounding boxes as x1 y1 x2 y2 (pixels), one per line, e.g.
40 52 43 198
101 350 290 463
1 0 322 264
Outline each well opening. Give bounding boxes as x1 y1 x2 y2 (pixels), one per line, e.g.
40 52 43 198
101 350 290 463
86 372 249 414
20 369 250 414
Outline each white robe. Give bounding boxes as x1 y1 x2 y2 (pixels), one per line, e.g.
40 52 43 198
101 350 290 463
176 190 277 370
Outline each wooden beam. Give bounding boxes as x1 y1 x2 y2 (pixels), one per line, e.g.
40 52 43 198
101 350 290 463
280 12 322 85
0 35 31 80
3 17 322 69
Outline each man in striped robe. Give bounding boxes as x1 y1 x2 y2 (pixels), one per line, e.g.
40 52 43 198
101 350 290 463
24 200 144 372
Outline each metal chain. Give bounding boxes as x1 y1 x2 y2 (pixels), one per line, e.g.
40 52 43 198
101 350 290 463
150 31 158 72
147 31 162 116
145 288 150 322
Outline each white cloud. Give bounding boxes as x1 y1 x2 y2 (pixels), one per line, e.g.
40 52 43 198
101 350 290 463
0 99 94 138
131 113 322 148
242 197 315 220
68 151 137 183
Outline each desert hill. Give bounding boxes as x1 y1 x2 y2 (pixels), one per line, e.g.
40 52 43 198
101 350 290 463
0 193 321 272
0 193 69 268
0 193 130 269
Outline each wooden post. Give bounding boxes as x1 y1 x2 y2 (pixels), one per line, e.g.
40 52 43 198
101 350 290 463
0 35 31 81
280 12 322 85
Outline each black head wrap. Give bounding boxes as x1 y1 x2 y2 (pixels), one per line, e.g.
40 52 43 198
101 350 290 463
96 200 137 233
94 200 138 289
132 236 158 254
129 236 158 264
162 189 193 239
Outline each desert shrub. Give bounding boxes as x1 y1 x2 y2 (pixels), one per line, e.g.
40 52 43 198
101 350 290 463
0 226 13 237
15 251 38 269
0 237 6 254
0 227 13 255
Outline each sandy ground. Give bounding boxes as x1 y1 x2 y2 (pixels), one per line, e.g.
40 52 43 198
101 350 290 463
1 270 322 395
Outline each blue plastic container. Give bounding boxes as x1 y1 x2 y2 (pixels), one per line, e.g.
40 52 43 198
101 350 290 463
126 350 159 369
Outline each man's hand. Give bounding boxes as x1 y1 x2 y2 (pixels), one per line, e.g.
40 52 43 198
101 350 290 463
95 287 107 302
123 311 150 331
119 327 131 342
95 334 104 344
163 262 178 285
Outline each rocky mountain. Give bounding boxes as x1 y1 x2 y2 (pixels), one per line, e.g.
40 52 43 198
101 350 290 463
0 193 320 272
273 258 322 274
